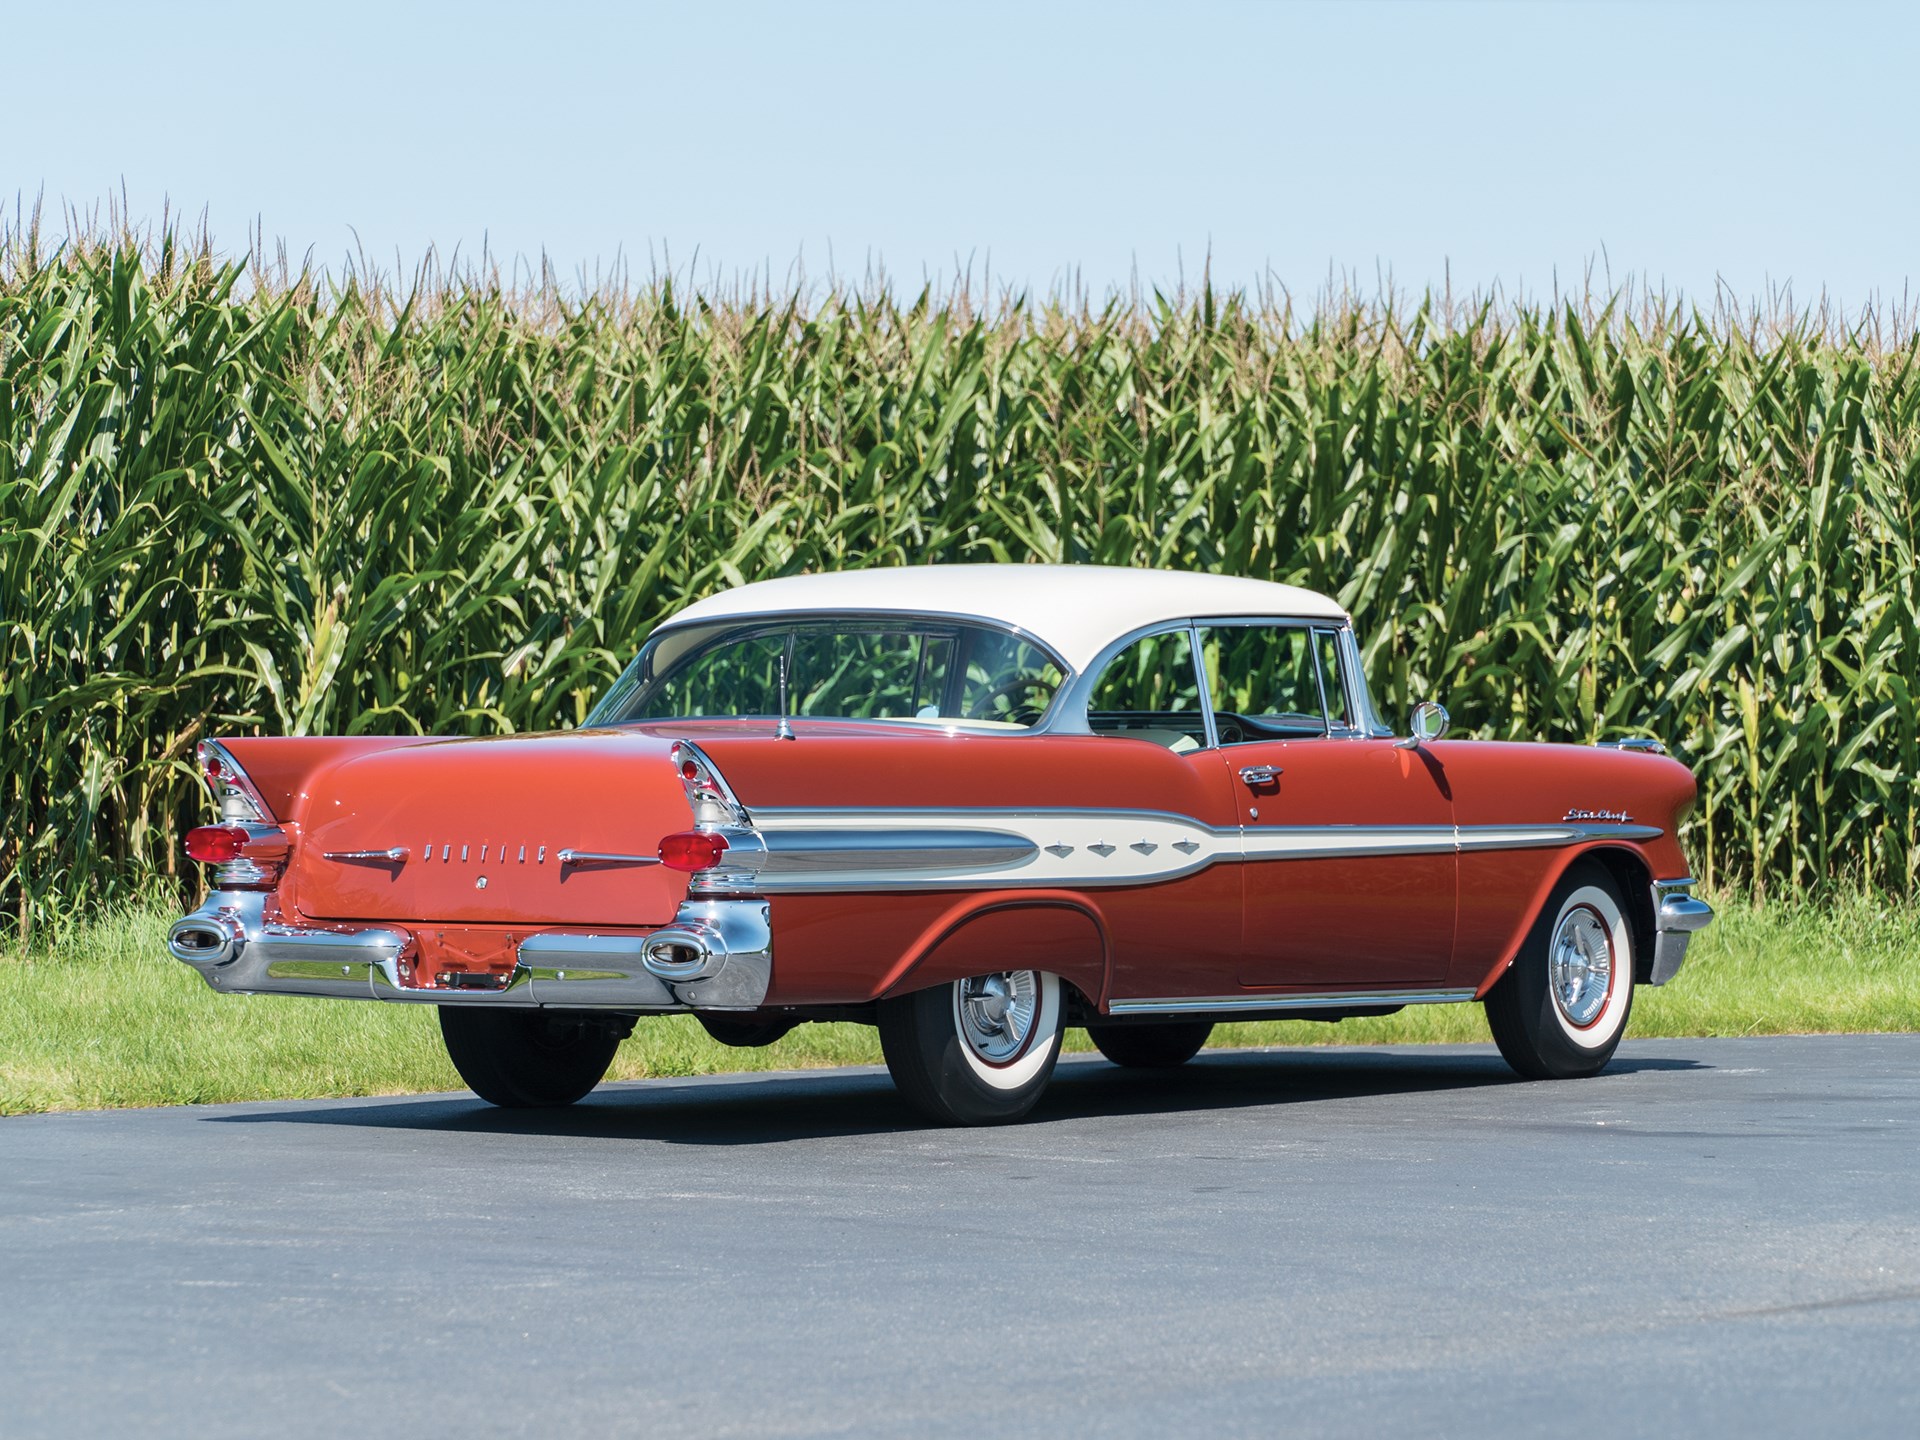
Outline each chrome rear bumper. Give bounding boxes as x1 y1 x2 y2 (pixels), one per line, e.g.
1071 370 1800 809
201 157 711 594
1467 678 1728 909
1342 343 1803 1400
167 893 772 1010
1648 880 1713 986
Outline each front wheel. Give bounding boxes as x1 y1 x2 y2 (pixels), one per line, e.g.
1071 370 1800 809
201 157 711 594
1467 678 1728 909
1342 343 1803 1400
438 1008 622 1108
1484 861 1636 1080
877 971 1064 1125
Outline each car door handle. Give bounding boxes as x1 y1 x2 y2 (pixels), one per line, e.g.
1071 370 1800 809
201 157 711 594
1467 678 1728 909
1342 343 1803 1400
1238 765 1283 785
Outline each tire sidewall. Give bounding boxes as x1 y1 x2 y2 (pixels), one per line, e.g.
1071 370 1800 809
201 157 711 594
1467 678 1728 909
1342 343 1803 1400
882 970 1065 1124
1492 862 1637 1079
948 971 1062 1093
1543 883 1634 1052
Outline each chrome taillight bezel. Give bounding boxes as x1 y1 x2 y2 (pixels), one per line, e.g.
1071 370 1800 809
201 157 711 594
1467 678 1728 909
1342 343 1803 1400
193 741 286 887
198 739 273 824
669 739 752 829
667 741 762 894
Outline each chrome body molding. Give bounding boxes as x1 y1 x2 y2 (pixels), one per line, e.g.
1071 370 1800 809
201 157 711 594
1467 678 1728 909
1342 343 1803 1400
323 847 409 864
1107 987 1479 1017
687 809 1665 894
166 891 770 1011
557 848 662 870
1647 878 1714 986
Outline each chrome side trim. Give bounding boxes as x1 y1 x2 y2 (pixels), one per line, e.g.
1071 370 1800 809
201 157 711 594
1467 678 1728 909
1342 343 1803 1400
1108 987 1478 1016
760 828 1036 873
1453 822 1664 851
1647 878 1714 986
702 808 1665 893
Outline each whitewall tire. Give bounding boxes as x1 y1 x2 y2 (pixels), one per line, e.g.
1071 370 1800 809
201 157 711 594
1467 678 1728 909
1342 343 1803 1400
879 970 1064 1124
1485 862 1637 1079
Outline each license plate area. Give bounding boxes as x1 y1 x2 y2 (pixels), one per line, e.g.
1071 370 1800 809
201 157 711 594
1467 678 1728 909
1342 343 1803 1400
397 928 522 991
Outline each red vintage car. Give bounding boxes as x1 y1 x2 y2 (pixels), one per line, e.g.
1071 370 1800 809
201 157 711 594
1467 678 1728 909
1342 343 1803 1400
168 565 1713 1123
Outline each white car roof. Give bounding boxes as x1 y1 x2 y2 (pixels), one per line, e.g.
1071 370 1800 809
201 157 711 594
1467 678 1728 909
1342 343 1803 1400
664 564 1349 673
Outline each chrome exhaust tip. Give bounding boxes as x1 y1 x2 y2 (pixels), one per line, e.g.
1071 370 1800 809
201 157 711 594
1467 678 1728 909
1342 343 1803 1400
641 923 727 982
168 915 242 968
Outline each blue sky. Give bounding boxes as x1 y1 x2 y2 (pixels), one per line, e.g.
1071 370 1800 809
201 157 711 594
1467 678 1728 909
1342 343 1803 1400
5 1 1914 308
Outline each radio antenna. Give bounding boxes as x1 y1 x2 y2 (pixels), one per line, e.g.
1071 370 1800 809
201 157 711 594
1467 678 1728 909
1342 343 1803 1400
775 636 796 740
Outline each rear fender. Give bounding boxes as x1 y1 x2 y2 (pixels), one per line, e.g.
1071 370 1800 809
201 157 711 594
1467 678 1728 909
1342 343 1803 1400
875 892 1111 1008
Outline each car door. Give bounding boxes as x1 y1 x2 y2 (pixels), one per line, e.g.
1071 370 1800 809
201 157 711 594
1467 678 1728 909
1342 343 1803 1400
1198 621 1457 989
1081 625 1248 1000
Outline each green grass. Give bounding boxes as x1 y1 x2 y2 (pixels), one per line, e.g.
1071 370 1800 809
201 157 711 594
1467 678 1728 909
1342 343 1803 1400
3 893 1915 1116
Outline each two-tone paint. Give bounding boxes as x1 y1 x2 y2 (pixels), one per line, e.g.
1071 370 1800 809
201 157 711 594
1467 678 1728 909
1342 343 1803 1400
167 565 1712 1027
170 717 1705 1021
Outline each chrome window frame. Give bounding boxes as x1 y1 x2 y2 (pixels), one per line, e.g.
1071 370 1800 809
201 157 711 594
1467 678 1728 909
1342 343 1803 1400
1190 616 1372 746
1054 613 1374 747
1068 622 1217 748
1339 625 1395 738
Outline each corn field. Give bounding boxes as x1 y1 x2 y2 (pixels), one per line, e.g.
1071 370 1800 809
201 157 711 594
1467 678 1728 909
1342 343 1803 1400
5 231 1919 939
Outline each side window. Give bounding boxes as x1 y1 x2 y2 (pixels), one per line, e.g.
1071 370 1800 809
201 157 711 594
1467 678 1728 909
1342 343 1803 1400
1198 624 1341 743
954 631 1065 726
1087 630 1208 751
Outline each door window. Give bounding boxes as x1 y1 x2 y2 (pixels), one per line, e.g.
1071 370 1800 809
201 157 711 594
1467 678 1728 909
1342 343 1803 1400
1087 630 1209 751
1198 624 1350 744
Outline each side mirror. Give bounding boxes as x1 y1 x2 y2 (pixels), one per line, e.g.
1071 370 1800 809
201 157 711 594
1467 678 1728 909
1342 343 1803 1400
1395 700 1450 749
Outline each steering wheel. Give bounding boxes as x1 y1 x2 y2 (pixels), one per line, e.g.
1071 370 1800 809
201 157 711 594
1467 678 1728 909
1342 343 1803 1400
964 675 1051 723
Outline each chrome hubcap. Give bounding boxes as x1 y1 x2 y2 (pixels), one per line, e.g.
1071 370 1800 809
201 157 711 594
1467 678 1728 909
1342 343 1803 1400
956 971 1040 1063
1550 905 1614 1027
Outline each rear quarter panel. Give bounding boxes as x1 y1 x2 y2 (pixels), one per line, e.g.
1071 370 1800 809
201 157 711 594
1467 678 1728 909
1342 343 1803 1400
690 727 1242 1008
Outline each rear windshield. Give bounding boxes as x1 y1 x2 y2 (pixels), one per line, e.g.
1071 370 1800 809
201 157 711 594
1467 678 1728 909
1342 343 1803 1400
589 619 1067 730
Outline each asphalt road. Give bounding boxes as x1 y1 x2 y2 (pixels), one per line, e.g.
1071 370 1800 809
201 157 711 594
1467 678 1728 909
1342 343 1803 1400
2 1035 1916 1439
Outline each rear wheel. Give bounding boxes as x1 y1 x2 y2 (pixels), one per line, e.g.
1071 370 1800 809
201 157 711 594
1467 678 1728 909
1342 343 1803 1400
878 970 1064 1125
1484 861 1636 1080
1086 1021 1214 1069
438 1008 622 1108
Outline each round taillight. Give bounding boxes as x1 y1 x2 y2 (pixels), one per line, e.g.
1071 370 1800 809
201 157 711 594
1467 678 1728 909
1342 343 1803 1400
184 825 250 864
658 830 729 872
680 760 700 780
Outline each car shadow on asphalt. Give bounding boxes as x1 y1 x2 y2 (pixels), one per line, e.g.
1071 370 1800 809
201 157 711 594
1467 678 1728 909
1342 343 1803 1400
202 1046 1710 1146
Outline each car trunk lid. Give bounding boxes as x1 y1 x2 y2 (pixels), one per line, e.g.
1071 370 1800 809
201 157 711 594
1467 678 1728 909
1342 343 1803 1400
293 730 691 926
